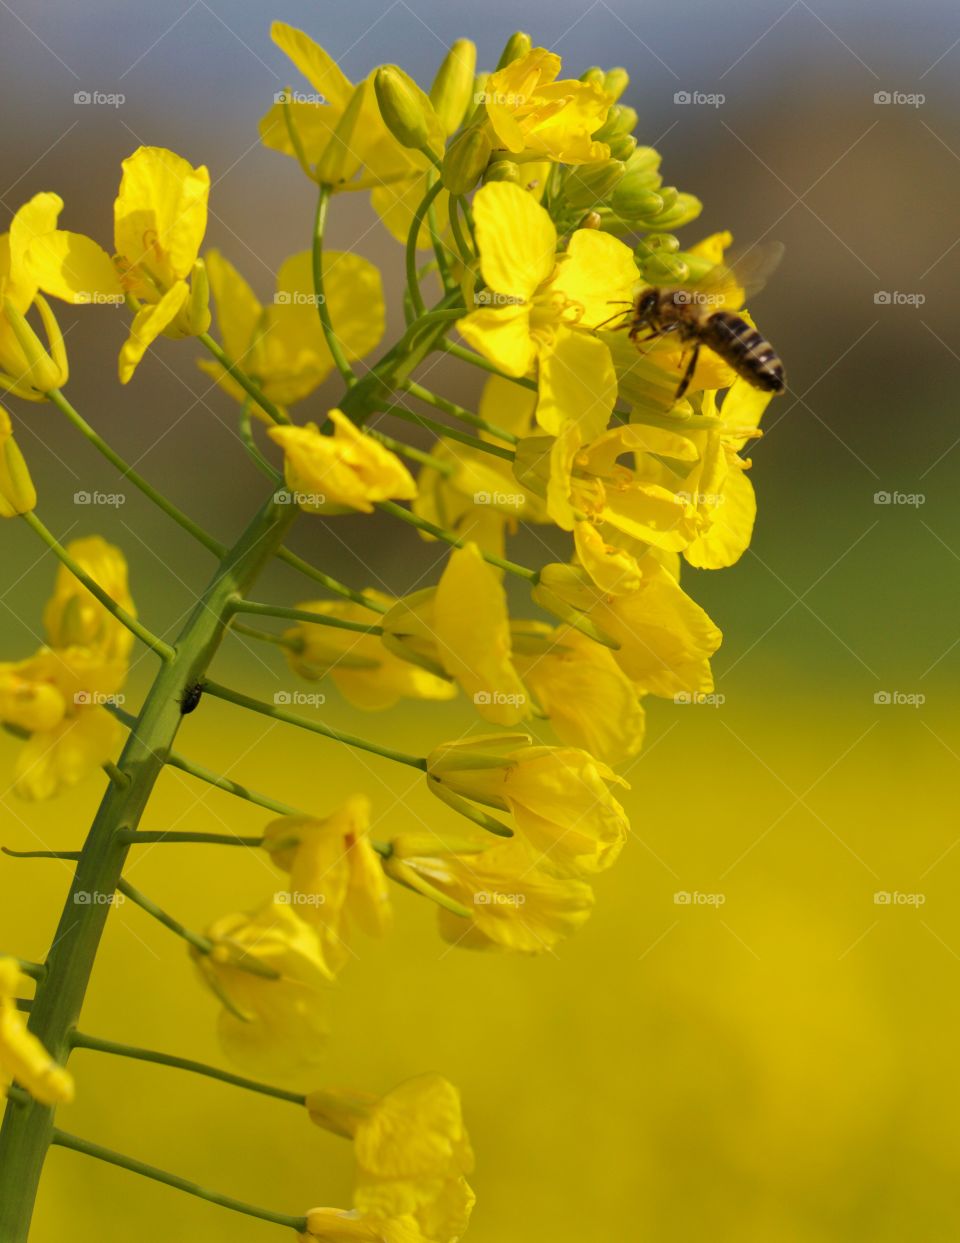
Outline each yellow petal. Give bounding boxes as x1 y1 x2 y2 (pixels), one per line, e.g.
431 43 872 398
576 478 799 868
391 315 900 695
12 192 122 305
118 280 189 383
537 326 616 440
549 228 639 327
472 181 556 300
114 147 209 291
456 304 535 378
14 707 120 802
271 22 354 108
684 459 756 569
204 249 262 363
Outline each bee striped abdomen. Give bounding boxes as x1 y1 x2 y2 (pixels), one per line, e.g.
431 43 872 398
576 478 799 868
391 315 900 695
703 311 785 393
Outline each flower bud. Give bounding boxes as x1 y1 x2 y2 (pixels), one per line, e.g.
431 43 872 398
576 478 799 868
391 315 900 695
642 253 690 284
580 67 605 89
483 159 521 184
634 233 680 262
606 132 637 162
562 159 625 209
442 126 492 195
595 104 637 142
170 259 211 338
430 39 477 135
0 408 37 517
1 296 67 397
611 185 664 219
604 68 630 101
626 146 663 176
374 65 437 155
495 32 531 70
642 192 703 230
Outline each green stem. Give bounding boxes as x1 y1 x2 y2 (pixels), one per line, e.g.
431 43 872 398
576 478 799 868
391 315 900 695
6 958 45 980
50 1129 307 1232
276 546 388 613
405 179 445 318
21 512 176 662
202 679 427 771
197 334 291 426
377 501 539 581
366 425 454 473
229 599 382 634
49 388 226 556
164 750 304 819
440 340 539 392
448 195 475 267
116 831 263 847
313 184 358 387
0 495 296 1240
381 402 515 460
3 849 80 861
401 379 518 444
70 1031 306 1104
230 620 301 651
238 399 283 482
116 879 214 956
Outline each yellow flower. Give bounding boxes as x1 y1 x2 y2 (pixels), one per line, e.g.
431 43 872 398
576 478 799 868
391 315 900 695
192 901 332 1072
413 375 546 559
535 557 722 699
390 833 595 953
198 248 385 411
0 206 69 400
482 48 612 164
306 1074 475 1243
456 182 638 438
299 1210 422 1242
260 24 444 248
43 535 135 666
16 149 210 382
269 412 417 514
0 957 74 1105
262 796 391 973
0 406 36 516
382 543 529 726
427 734 629 878
676 372 774 569
283 595 455 711
511 623 645 765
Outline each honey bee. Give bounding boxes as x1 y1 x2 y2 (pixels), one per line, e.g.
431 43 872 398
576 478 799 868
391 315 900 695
603 242 786 400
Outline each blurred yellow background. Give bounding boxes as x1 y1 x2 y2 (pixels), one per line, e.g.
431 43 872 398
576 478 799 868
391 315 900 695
3 0 960 1239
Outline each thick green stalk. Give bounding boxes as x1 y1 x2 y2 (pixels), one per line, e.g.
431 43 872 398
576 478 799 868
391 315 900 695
0 494 295 1242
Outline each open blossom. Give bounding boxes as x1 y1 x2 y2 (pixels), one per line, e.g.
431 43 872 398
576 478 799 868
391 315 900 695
14 147 211 382
262 796 391 973
0 201 69 400
426 734 629 878
388 833 595 953
199 249 385 411
0 958 73 1106
304 1074 475 1243
269 413 417 514
192 901 332 1072
456 182 639 437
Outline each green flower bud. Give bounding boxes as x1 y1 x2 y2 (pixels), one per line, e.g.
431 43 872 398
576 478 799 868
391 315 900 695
484 159 521 184
642 254 690 284
641 192 703 231
442 125 492 195
611 184 664 219
0 417 36 518
374 65 438 154
2 297 65 395
495 32 531 70
603 68 630 101
595 104 637 142
430 39 477 135
562 159 626 209
634 233 680 262
580 67 605 88
172 259 211 337
626 146 663 175
606 132 638 162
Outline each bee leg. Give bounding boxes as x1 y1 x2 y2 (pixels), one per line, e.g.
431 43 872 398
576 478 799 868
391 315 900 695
675 343 701 400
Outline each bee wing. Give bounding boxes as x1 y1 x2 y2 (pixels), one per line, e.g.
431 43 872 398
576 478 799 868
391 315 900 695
690 241 785 310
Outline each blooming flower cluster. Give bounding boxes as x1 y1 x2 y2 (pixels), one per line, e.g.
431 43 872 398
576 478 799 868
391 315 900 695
0 23 782 1243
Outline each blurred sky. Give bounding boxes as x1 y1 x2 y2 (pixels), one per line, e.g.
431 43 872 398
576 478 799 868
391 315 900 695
4 3 960 1241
